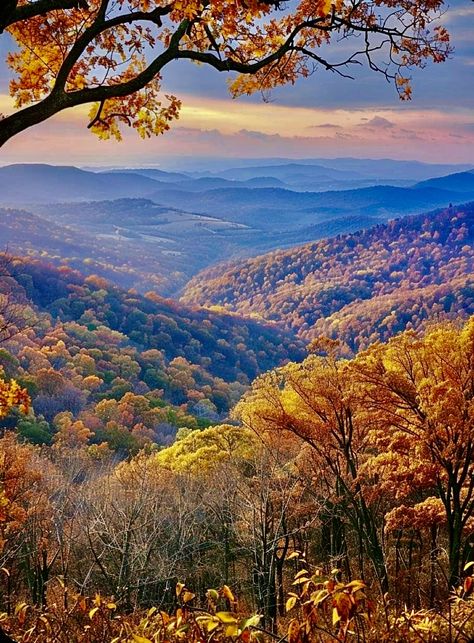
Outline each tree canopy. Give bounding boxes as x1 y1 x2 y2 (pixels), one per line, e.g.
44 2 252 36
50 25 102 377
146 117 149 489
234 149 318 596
0 0 450 145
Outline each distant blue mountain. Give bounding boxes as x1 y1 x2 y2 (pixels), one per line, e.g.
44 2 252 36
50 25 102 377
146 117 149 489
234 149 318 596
0 164 162 203
414 170 474 193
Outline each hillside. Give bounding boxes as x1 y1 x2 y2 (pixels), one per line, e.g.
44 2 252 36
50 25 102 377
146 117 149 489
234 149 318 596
0 203 223 295
10 257 303 381
414 169 474 193
181 203 474 350
148 182 474 232
1 164 473 301
0 164 164 203
0 255 303 450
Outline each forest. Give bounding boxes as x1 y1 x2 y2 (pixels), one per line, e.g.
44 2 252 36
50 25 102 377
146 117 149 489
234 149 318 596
0 0 473 639
0 254 303 451
182 204 474 350
0 200 473 643
0 316 473 642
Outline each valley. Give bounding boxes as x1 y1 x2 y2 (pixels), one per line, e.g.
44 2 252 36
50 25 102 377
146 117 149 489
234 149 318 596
3 153 474 643
1 161 474 298
2 0 474 638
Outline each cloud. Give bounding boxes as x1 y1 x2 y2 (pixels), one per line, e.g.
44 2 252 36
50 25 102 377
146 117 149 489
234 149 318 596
1 86 473 165
306 123 342 130
360 116 395 129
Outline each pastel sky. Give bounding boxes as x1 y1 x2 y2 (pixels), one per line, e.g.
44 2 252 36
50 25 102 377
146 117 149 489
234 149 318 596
0 1 473 168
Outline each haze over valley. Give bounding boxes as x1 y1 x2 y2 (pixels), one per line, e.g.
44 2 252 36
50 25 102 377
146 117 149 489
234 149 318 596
1 159 474 299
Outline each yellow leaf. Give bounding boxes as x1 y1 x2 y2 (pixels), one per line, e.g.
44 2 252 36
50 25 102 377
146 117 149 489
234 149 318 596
132 636 153 643
311 589 328 605
239 615 261 629
216 611 238 624
14 603 28 616
286 596 297 612
89 607 99 619
292 577 310 585
182 591 195 603
222 584 235 603
207 620 219 633
345 580 366 592
225 624 240 637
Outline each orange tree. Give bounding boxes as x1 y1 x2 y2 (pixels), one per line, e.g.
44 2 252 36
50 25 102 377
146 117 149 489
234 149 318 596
0 0 450 145
352 320 474 589
234 347 391 595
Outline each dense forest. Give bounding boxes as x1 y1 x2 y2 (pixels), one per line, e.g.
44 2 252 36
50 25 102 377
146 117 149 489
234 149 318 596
0 255 303 453
1 203 474 641
182 204 474 350
1 318 473 642
0 0 472 637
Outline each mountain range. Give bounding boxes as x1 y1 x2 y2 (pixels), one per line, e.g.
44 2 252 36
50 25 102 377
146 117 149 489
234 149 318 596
181 202 474 351
0 162 473 297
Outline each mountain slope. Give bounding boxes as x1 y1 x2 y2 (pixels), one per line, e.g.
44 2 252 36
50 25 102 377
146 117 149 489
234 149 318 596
414 170 474 193
181 203 474 350
6 256 304 397
0 164 162 203
149 183 472 230
0 200 379 297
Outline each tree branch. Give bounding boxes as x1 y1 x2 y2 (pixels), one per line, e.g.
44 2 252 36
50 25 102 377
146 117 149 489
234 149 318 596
1 0 89 33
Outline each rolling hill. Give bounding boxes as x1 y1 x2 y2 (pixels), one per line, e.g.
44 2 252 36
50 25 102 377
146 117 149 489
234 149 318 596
1 163 473 303
148 183 474 231
167 156 471 181
414 170 474 193
0 164 163 204
0 198 380 297
6 256 304 397
181 203 474 351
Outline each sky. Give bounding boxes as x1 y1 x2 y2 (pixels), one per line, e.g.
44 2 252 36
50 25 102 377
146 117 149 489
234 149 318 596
0 1 473 168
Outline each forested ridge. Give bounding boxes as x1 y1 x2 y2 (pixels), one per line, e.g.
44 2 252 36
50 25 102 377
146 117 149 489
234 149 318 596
182 203 474 350
0 255 303 453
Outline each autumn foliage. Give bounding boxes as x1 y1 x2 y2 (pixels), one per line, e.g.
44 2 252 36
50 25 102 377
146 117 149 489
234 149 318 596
1 317 474 641
0 0 451 144
182 204 474 351
0 378 28 419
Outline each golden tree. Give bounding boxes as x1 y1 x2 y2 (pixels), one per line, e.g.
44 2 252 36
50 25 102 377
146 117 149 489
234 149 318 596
234 347 390 594
0 0 450 145
352 320 474 589
0 378 29 421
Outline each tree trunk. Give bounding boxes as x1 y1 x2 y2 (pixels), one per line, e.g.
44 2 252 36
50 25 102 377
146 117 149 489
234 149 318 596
429 525 438 608
448 512 462 589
